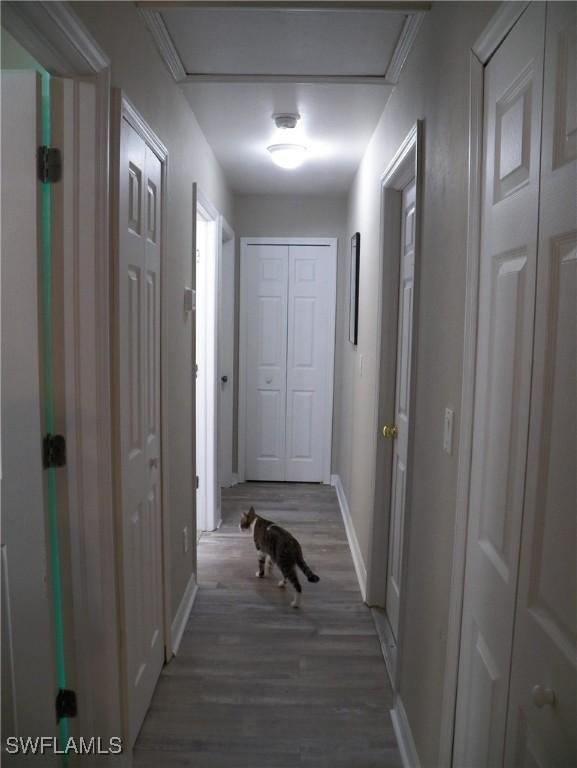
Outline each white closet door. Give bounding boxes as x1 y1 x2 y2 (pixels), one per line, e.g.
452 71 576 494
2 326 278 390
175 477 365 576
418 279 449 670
245 244 289 481
285 245 336 483
504 4 576 763
1 71 57 749
118 118 164 747
385 179 416 640
454 5 545 765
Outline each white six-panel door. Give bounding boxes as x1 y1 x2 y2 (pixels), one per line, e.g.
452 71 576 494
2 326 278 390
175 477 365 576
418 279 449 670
242 240 336 483
118 117 164 747
454 5 545 764
503 4 576 764
244 244 289 481
385 179 416 641
286 245 337 482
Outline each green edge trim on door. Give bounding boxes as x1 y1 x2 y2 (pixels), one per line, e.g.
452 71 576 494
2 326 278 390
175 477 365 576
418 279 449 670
40 69 70 760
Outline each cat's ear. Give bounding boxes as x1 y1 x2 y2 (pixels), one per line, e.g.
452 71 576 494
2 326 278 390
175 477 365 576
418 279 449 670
249 506 255 515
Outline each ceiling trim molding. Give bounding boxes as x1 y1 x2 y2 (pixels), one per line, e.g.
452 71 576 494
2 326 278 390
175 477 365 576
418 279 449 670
2 0 109 75
137 2 431 11
472 1 529 65
141 3 428 85
384 10 425 84
180 73 392 85
139 8 187 81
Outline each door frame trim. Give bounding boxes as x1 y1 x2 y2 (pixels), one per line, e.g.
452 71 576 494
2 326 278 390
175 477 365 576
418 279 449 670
217 215 236 489
438 4 530 765
238 236 337 484
2 0 122 751
366 122 422 694
194 186 222 531
110 91 170 747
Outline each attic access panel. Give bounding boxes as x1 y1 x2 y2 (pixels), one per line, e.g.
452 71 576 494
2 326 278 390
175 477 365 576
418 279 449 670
157 7 411 79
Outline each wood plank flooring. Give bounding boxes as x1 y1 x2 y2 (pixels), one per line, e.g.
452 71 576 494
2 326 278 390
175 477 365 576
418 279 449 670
134 483 401 767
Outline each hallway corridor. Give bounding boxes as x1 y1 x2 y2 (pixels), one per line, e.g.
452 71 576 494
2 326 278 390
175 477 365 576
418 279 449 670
133 483 401 767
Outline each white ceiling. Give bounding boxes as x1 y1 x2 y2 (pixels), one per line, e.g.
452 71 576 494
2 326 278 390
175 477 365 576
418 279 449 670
181 80 392 194
141 4 427 196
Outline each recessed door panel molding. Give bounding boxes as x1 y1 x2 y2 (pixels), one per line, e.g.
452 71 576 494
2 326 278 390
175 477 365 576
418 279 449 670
241 238 337 484
454 4 545 763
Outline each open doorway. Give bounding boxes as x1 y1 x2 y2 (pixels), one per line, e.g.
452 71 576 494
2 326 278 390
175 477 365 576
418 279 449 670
195 186 220 532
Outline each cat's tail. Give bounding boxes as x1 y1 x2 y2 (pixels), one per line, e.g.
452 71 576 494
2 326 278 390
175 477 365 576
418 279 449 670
297 557 320 583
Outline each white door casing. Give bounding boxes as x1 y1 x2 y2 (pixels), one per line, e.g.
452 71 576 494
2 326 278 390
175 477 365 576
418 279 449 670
385 179 416 640
218 221 235 489
241 238 337 484
1 70 57 748
503 4 576 764
195 190 220 531
286 245 337 483
244 243 289 481
117 116 164 747
454 5 545 764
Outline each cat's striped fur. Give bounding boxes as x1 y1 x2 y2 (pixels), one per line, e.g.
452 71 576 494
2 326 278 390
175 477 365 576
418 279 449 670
240 506 319 608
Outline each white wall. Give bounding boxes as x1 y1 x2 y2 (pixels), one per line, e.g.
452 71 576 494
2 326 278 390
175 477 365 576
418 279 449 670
72 1 234 625
332 3 495 765
233 194 348 473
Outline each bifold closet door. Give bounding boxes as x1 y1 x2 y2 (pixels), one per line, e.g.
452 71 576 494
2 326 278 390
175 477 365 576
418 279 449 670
503 3 576 762
454 4 545 763
245 244 289 481
285 245 336 482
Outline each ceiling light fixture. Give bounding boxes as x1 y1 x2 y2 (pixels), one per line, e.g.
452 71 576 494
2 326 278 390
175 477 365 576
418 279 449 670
268 113 307 169
267 143 308 169
273 113 300 130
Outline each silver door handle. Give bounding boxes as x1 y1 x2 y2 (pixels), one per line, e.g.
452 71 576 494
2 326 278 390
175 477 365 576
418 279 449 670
531 685 555 708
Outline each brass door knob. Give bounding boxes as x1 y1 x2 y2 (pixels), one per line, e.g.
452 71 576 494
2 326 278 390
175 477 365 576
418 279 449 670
383 424 398 439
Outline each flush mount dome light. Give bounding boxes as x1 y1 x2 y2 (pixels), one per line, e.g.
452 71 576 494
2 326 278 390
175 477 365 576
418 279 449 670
267 143 308 169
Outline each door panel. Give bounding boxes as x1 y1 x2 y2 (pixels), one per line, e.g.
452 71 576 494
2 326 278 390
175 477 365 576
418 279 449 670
245 245 288 480
385 179 415 639
118 119 164 747
504 4 576 764
454 5 545 764
1 70 57 750
285 245 336 482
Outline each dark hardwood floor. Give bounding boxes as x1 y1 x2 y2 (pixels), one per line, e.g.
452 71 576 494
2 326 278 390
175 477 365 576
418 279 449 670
134 482 401 767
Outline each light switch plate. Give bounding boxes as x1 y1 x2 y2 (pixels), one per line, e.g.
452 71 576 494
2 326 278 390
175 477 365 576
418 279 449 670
443 408 454 455
184 287 195 312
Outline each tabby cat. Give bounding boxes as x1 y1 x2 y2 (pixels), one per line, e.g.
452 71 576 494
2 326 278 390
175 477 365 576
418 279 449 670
239 506 320 608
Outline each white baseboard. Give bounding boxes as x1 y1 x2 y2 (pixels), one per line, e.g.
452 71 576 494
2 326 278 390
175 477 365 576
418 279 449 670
231 472 239 486
391 695 421 768
331 474 367 601
171 571 198 656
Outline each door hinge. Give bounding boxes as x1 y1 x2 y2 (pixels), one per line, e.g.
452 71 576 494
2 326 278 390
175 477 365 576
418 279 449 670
196 475 199 489
43 434 66 468
55 688 77 723
37 146 62 183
